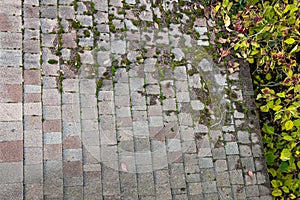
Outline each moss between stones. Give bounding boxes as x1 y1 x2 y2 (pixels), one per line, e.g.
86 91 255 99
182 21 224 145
48 59 58 64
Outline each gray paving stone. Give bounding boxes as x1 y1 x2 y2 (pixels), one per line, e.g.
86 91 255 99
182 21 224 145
200 168 216 182
246 185 259 197
212 147 226 160
202 181 217 193
24 147 42 165
162 99 177 111
102 167 120 195
133 121 149 137
252 144 263 157
58 0 73 4
0 121 23 142
0 183 23 200
229 170 244 185
216 172 230 187
185 183 201 196
259 185 271 196
0 103 22 121
0 50 22 67
225 142 239 155
0 16 22 32
44 132 62 144
199 157 213 169
191 100 205 110
232 185 246 199
167 139 181 152
239 145 252 157
24 164 43 184
218 187 232 200
81 107 98 120
24 53 40 69
80 80 96 94
111 40 126 55
115 83 130 96
64 186 83 200
256 171 268 184
62 79 79 93
215 160 228 172
62 105 80 122
98 101 115 115
170 163 186 189
40 5 57 18
0 162 23 183
178 113 193 126
42 89 61 106
0 32 22 49
101 146 118 162
59 6 75 19
171 48 185 61
63 149 82 162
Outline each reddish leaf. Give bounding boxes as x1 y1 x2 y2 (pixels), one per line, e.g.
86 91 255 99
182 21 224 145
253 15 262 23
248 170 254 179
262 88 270 94
228 68 235 74
221 49 231 57
218 38 227 44
121 163 128 172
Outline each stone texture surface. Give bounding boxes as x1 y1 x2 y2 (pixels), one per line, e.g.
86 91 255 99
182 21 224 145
0 0 272 199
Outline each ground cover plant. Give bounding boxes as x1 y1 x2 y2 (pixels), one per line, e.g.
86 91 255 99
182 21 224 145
211 0 300 198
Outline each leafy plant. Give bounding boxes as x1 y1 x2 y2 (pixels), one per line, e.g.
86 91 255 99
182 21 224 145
213 0 300 198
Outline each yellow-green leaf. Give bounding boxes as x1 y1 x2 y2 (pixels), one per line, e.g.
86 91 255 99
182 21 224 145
266 73 272 80
241 51 247 58
290 44 299 54
222 0 229 8
268 168 277 177
275 98 281 105
283 4 292 14
272 105 282 111
283 135 293 141
280 149 292 161
267 100 274 108
227 2 233 12
282 186 289 193
290 193 297 199
285 120 294 130
287 105 296 111
234 43 239 50
294 119 300 127
274 114 281 121
247 57 254 63
250 50 259 55
284 38 295 45
272 188 282 196
215 3 221 12
260 105 269 112
271 180 282 188
224 14 230 27
277 92 285 98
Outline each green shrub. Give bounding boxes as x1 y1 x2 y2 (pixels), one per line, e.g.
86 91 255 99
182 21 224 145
214 0 300 198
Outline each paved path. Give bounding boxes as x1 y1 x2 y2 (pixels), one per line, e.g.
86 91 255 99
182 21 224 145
0 0 272 199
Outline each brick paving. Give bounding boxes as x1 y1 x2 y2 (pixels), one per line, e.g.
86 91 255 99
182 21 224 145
0 0 272 199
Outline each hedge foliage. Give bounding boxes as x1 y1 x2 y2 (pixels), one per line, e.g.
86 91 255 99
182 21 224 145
213 0 300 198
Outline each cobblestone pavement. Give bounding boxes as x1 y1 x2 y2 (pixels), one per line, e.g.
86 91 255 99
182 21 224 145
0 0 272 199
